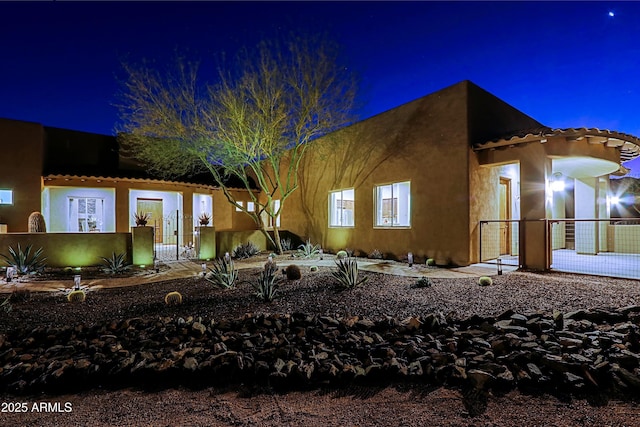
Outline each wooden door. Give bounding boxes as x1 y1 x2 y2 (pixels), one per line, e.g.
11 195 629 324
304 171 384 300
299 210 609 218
499 178 511 255
137 198 163 243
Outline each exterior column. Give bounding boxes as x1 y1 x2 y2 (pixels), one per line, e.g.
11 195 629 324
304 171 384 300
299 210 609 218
519 151 551 270
574 177 598 254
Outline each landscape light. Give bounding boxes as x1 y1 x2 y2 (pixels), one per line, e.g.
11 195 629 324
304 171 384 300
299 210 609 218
73 275 81 290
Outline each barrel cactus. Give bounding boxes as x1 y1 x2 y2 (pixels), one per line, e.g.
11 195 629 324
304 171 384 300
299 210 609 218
67 289 86 303
165 291 183 306
336 250 348 260
285 264 301 280
28 211 47 233
478 276 493 286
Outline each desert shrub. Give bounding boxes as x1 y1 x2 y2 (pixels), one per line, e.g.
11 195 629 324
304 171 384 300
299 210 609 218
254 263 279 302
280 237 293 251
100 252 130 274
67 289 86 303
232 241 260 259
164 291 183 306
332 257 367 289
426 258 436 267
285 264 301 280
478 276 493 286
2 244 47 275
297 240 321 259
413 277 432 288
368 249 383 260
206 257 238 289
28 211 47 232
336 250 348 260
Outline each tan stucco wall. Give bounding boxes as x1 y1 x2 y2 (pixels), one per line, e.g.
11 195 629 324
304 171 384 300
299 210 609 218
0 119 44 232
284 82 472 265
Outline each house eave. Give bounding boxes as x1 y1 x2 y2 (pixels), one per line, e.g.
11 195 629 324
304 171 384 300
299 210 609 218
42 174 223 190
474 128 640 163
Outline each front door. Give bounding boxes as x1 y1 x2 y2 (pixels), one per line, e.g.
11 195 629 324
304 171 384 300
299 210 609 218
137 198 163 243
499 178 511 255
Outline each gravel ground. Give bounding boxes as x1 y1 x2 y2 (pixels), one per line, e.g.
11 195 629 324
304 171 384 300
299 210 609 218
2 264 640 425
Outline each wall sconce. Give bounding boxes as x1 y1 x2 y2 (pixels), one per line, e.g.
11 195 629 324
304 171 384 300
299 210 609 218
73 274 81 290
550 172 565 192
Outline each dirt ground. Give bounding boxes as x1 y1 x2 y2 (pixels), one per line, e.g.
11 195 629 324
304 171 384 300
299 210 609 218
2 386 639 427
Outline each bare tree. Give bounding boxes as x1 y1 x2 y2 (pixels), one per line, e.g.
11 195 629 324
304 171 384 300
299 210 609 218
117 36 358 253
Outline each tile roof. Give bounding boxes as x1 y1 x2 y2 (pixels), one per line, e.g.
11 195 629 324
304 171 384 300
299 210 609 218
475 127 640 162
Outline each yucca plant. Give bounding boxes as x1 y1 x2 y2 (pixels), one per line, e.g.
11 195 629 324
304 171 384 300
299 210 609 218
205 257 238 289
332 257 367 289
100 252 130 274
297 239 321 259
253 264 279 302
1 243 47 275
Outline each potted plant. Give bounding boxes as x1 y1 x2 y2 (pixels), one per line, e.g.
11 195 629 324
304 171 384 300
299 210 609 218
198 212 211 226
133 211 150 226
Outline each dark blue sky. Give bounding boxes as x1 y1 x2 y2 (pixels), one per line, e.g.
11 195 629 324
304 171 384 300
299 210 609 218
2 1 640 171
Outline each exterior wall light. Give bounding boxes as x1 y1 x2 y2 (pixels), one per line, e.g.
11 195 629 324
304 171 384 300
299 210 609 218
550 172 565 192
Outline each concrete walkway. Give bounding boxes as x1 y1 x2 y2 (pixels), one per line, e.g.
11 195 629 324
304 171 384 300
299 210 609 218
0 258 516 294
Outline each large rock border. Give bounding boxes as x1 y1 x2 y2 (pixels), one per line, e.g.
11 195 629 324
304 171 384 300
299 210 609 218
2 307 640 407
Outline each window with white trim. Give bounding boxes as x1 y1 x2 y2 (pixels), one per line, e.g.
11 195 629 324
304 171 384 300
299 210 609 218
69 197 104 232
247 201 255 212
262 199 281 228
374 181 410 227
329 188 354 227
0 189 13 205
235 201 243 212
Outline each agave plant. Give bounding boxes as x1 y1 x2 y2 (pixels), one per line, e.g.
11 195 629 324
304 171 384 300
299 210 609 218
297 239 321 259
253 263 279 302
332 257 367 289
205 257 238 289
1 243 47 275
100 252 130 274
232 241 260 259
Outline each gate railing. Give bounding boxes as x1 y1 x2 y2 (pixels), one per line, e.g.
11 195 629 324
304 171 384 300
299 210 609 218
153 211 199 261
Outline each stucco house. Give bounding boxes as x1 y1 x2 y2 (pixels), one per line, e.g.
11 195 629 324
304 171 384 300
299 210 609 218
2 80 639 273
280 80 640 271
0 118 258 263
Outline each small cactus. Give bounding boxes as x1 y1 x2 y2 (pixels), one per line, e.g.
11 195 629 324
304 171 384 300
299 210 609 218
413 277 432 288
310 265 319 272
165 291 183 306
426 258 436 267
336 250 348 260
478 276 493 286
285 264 301 280
67 289 86 303
28 211 47 233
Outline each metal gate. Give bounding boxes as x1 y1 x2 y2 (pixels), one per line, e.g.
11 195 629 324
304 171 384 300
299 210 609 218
152 211 199 261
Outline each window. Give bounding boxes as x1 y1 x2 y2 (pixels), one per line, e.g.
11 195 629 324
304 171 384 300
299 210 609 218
263 199 281 228
329 188 355 227
69 197 104 232
235 201 243 212
374 181 410 227
247 201 255 212
0 189 13 205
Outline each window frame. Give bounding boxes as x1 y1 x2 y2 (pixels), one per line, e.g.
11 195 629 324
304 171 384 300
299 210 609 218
373 181 411 229
328 188 355 228
0 189 13 205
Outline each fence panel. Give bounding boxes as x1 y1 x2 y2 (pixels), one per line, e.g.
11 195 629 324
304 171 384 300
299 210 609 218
479 220 520 266
550 219 640 279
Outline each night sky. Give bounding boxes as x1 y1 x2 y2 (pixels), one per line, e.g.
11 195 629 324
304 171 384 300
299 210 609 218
2 1 640 172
